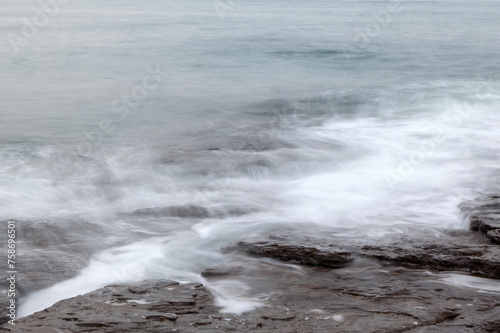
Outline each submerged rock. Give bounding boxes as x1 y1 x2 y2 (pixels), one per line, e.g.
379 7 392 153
487 229 500 244
458 195 500 213
125 205 255 219
130 205 210 218
469 213 500 232
14 218 104 293
460 195 500 244
0 218 105 326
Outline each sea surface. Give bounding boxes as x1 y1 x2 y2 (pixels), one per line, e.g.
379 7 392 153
1 0 500 316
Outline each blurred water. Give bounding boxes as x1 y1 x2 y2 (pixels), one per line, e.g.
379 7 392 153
1 0 499 317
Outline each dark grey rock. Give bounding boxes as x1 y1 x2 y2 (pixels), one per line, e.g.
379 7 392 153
459 195 500 244
0 218 106 326
4 224 500 332
125 205 255 219
222 237 353 268
5 263 500 333
9 218 104 294
201 264 247 278
222 230 500 279
5 197 500 331
1 280 203 332
458 195 500 213
201 253 500 333
129 205 210 219
487 229 500 244
0 298 9 327
356 233 500 279
469 213 500 232
403 306 500 332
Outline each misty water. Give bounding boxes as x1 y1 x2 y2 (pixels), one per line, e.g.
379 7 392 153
1 0 500 316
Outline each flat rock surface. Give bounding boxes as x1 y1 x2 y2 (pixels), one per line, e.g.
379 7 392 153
1 280 218 333
3 259 500 332
459 195 500 213
355 230 500 279
203 256 500 333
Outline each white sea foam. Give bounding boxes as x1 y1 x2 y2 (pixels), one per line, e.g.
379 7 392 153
4 0 500 320
439 274 500 294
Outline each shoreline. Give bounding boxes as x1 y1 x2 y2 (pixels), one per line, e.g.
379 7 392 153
2 196 500 332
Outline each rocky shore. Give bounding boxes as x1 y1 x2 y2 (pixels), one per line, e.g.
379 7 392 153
2 196 500 332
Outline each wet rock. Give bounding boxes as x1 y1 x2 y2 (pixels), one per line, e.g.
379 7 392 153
1 280 247 333
0 298 9 326
353 230 500 279
487 229 500 244
125 205 255 219
459 195 500 244
222 237 353 268
259 308 296 321
458 195 500 213
201 264 247 278
129 205 210 219
201 255 500 333
222 230 500 279
16 219 104 293
5 266 499 333
482 318 500 332
1 280 203 332
404 306 500 332
469 213 500 232
4 197 500 331
4 227 500 332
0 217 105 322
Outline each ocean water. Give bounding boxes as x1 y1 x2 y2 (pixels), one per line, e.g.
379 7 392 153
1 0 500 316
